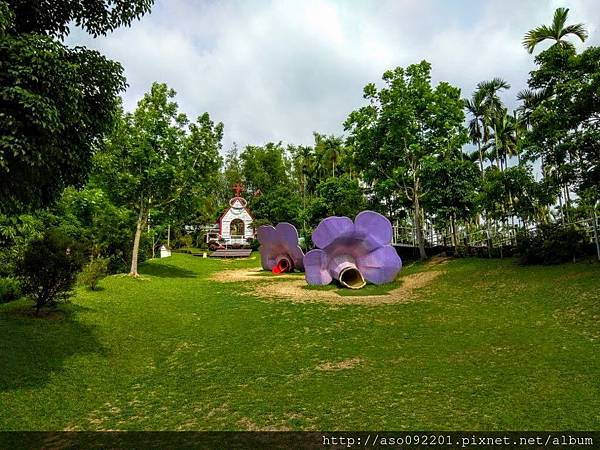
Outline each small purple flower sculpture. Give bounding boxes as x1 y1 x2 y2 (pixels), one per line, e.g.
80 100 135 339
257 223 305 274
304 211 402 289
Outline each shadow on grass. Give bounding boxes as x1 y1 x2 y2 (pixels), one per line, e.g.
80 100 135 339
0 302 104 392
139 263 197 279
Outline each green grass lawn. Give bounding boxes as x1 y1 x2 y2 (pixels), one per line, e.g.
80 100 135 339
1 253 599 430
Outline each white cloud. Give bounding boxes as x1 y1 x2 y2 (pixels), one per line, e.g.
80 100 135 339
66 0 600 151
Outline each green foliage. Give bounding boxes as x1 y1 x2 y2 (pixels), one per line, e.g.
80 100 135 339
16 229 85 312
175 234 193 249
345 61 468 258
250 185 302 226
78 257 109 291
422 158 480 226
0 277 20 303
6 0 154 38
0 212 47 276
522 44 600 206
218 145 244 204
0 0 152 213
240 143 289 194
517 223 587 265
56 186 139 273
0 32 126 213
479 166 554 224
522 7 588 54
94 82 223 275
310 175 365 223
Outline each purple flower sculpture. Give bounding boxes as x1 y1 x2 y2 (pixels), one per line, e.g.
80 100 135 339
257 223 305 274
304 211 402 289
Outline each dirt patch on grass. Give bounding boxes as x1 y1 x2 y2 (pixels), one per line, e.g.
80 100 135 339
426 256 452 266
238 417 291 431
211 268 443 305
211 268 298 282
316 357 362 371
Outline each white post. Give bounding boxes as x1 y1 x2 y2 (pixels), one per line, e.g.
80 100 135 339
167 224 171 248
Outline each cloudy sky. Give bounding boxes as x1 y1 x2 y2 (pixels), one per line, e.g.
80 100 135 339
67 0 600 152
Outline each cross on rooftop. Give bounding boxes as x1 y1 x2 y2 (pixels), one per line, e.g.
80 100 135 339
233 183 243 197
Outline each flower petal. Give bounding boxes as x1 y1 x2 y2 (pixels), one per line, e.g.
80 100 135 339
258 223 305 272
274 222 301 248
357 245 402 285
258 245 276 271
257 225 277 245
354 210 393 247
304 249 332 285
311 216 354 249
289 245 305 271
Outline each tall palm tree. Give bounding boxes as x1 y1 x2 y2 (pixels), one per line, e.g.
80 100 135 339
477 78 511 170
314 133 343 178
522 7 588 54
516 88 550 126
464 89 487 177
491 111 517 170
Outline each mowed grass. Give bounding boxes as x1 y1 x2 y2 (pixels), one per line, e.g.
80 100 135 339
1 253 599 431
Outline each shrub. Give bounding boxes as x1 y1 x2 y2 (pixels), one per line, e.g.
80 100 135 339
517 224 587 265
454 245 470 258
249 238 260 251
16 229 85 313
79 257 109 290
176 234 193 249
0 277 21 303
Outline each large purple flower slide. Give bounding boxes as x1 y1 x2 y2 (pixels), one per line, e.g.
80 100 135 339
304 211 402 289
257 223 305 274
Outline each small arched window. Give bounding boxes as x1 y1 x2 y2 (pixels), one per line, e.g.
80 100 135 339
230 219 245 237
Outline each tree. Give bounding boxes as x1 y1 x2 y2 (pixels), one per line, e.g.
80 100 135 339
421 158 480 246
523 7 588 54
6 0 153 38
489 110 517 170
95 83 223 276
56 186 139 272
218 144 243 202
313 133 346 178
0 0 153 213
522 44 600 213
16 229 85 314
464 89 487 175
79 257 109 291
240 143 289 194
309 175 366 225
476 78 511 170
250 185 302 227
345 61 467 259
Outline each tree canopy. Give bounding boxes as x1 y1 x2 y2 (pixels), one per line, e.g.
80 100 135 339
94 82 223 276
0 0 153 213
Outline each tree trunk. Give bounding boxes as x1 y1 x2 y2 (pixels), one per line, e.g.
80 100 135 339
451 215 459 250
477 141 484 179
129 206 147 277
494 124 500 170
558 189 565 225
413 185 426 260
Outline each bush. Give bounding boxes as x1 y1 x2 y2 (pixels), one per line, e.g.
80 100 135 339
517 224 587 265
0 277 21 303
79 257 109 290
249 237 260 251
16 229 85 313
176 234 193 249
